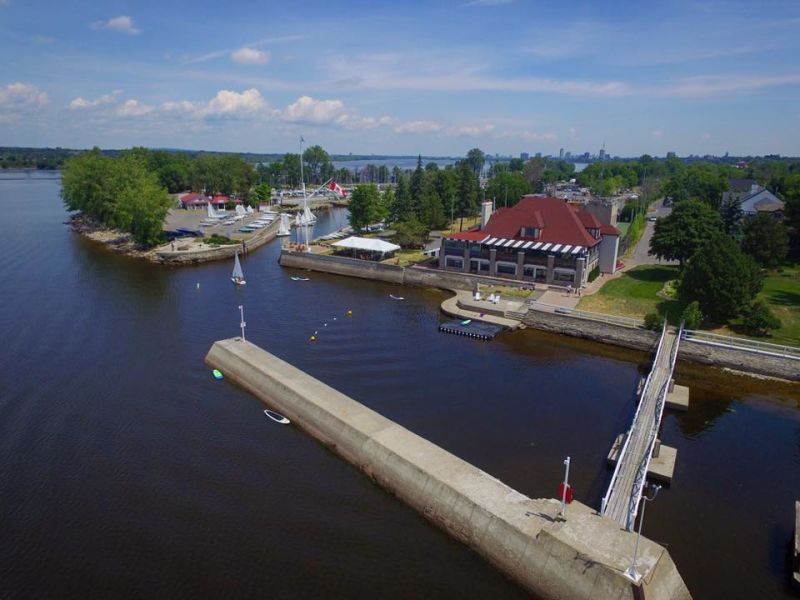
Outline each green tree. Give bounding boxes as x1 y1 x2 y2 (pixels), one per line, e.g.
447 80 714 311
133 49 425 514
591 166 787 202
741 300 781 336
302 145 331 184
466 148 485 177
680 300 703 329
435 169 458 224
252 182 273 206
508 157 524 172
419 173 446 230
782 173 800 232
741 213 789 268
392 216 429 248
455 160 479 231
409 155 424 218
348 184 384 231
486 172 531 207
679 234 763 323
650 200 723 267
523 157 545 191
720 194 743 236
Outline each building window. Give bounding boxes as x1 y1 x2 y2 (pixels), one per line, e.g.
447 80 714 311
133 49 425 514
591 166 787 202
496 261 517 275
470 258 490 272
523 265 545 281
445 256 464 269
520 227 539 238
554 270 575 283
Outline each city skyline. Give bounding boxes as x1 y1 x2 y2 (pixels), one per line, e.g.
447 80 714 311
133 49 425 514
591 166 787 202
1 0 799 156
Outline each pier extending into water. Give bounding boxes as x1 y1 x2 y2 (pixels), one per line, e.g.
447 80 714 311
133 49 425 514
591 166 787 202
206 337 691 599
601 323 683 530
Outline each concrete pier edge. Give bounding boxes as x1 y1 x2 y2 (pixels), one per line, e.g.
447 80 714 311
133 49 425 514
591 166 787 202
206 337 691 599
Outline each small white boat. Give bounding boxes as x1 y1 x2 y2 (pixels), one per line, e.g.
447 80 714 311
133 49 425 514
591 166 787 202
389 294 404 301
264 409 290 424
231 252 246 285
291 276 309 281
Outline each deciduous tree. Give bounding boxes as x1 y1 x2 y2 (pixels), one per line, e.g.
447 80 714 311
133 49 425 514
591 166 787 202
650 200 723 267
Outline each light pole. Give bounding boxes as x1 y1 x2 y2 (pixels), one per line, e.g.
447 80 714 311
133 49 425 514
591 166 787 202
559 456 571 517
238 305 246 342
625 484 661 583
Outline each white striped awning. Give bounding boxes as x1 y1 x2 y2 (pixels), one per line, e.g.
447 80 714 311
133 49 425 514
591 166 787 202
522 241 533 249
485 237 498 245
512 240 525 248
540 243 552 251
532 242 543 250
551 244 562 253
479 235 491 244
571 246 583 254
561 245 572 253
503 239 516 247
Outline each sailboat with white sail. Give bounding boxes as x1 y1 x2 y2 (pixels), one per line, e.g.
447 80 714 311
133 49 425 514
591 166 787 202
277 213 291 236
231 252 246 285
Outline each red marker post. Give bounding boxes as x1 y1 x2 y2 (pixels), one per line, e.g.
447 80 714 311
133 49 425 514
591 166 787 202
559 456 572 517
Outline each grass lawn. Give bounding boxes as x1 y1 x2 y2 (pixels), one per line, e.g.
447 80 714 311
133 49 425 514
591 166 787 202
615 222 630 237
381 248 431 267
578 265 681 321
710 265 800 346
438 216 481 236
480 284 533 299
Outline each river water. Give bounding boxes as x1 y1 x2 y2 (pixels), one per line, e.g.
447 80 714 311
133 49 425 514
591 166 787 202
1 171 799 599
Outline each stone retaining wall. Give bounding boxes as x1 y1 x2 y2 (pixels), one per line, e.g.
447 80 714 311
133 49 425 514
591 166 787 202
156 217 281 264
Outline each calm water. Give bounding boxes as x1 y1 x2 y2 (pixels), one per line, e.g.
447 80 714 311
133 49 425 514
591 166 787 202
1 171 799 599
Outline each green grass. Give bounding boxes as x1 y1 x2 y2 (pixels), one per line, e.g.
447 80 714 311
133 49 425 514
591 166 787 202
711 265 800 345
615 222 630 237
381 248 431 267
578 265 681 321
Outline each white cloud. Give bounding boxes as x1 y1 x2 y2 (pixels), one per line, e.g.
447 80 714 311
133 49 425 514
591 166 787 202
69 90 121 110
231 47 271 65
495 130 557 142
0 82 48 124
393 120 446 134
282 95 347 124
93 16 140 35
182 35 307 65
701 132 712 140
567 127 578 140
202 88 268 117
161 100 200 113
659 73 800 98
456 124 495 136
651 130 663 138
117 99 154 117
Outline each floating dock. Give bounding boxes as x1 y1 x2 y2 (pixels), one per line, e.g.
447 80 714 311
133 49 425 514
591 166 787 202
438 319 504 340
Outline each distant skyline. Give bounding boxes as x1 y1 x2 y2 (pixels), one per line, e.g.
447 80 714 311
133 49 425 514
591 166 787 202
1 0 799 157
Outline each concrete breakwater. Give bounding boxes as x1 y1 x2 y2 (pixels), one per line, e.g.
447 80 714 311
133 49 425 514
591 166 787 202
206 337 691 599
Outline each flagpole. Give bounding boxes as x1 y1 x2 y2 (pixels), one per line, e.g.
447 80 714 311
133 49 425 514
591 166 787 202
299 135 310 253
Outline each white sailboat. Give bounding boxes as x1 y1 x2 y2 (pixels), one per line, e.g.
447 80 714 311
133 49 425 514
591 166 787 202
277 213 291 236
231 252 246 285
302 204 316 225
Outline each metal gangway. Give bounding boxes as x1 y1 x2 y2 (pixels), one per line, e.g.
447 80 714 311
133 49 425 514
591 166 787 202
601 322 683 530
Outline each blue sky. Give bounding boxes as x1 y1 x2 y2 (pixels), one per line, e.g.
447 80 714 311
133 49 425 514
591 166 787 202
1 0 799 157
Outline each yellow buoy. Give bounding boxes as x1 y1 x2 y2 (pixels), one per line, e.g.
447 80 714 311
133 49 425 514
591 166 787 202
310 335 316 342
347 310 352 316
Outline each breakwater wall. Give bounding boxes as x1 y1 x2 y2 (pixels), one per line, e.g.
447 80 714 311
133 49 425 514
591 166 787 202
522 310 800 382
206 337 691 599
279 250 532 292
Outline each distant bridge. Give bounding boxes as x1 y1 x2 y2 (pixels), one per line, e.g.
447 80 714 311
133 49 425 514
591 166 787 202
601 322 683 530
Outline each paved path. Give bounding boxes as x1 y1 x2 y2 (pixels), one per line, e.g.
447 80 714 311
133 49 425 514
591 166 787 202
603 327 679 529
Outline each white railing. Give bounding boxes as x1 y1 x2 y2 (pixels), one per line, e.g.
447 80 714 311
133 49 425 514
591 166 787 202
623 322 683 530
601 321 668 517
527 300 645 329
683 329 800 360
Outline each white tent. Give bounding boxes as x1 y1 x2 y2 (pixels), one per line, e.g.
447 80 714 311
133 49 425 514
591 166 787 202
331 236 401 255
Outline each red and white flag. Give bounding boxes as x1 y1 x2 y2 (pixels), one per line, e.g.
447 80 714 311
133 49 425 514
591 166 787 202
329 180 347 198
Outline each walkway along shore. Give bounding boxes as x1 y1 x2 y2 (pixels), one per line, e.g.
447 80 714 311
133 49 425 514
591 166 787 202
206 337 691 600
279 249 800 382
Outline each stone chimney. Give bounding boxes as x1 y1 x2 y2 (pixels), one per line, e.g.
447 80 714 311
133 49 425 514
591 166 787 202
480 201 493 229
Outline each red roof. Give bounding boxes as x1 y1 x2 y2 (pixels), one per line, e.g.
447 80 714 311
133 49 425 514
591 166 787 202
600 223 620 236
450 196 601 247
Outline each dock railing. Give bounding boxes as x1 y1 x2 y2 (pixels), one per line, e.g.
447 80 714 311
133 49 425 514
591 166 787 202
682 329 800 360
623 321 683 530
600 321 669 519
526 300 645 329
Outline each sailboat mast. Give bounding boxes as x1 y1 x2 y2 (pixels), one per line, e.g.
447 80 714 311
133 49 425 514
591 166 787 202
299 135 310 252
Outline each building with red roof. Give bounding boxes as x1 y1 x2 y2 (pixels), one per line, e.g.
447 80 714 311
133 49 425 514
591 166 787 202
178 192 228 210
438 195 619 286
